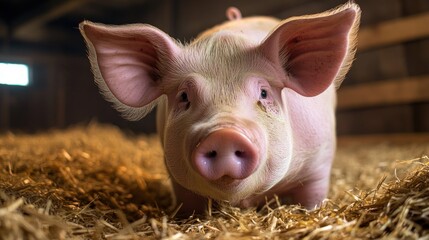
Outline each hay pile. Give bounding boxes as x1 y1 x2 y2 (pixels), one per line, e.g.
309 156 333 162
0 123 428 239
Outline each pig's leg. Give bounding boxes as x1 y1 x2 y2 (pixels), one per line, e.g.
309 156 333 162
171 179 208 216
287 176 330 210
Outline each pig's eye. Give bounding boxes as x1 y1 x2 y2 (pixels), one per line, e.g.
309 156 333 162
180 92 189 102
179 91 191 110
260 89 268 99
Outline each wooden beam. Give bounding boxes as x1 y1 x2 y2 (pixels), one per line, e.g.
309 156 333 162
337 75 429 110
0 20 7 38
338 133 429 147
12 0 87 42
358 13 429 51
0 88 10 131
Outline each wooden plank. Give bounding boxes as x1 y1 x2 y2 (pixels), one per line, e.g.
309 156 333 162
13 0 88 31
403 0 429 16
337 105 414 135
0 88 10 131
405 38 429 76
11 0 88 42
0 20 7 38
338 133 429 147
358 13 429 51
347 45 408 85
337 75 429 110
415 103 429 132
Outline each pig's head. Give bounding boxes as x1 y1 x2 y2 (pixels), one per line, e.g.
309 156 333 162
80 3 360 204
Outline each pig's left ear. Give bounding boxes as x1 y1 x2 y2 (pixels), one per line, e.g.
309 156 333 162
260 3 360 96
80 21 181 120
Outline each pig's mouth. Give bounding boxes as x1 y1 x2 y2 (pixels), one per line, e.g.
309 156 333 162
203 177 249 200
211 176 242 188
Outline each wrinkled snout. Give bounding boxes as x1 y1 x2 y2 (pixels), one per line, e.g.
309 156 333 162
192 128 259 182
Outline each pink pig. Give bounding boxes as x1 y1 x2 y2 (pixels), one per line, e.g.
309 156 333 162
80 2 360 215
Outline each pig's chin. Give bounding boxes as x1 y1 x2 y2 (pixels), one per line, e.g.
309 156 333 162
200 182 255 203
188 157 291 204
186 173 267 203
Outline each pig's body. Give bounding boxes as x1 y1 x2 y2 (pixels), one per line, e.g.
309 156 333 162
155 16 338 211
157 85 336 210
80 3 360 215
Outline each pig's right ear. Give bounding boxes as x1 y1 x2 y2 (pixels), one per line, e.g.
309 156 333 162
259 3 360 97
79 21 181 120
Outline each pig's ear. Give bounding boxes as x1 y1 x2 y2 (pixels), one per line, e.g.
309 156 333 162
79 21 181 120
260 3 360 97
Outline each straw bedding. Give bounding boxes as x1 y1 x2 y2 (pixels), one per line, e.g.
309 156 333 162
0 123 428 239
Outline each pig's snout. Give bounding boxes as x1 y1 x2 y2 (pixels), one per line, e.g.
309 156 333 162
192 128 259 182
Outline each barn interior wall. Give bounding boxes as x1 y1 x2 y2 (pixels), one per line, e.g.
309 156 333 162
0 0 428 135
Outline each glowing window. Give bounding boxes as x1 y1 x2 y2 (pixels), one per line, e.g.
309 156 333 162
0 63 30 86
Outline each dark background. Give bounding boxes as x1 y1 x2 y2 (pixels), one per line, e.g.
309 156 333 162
0 0 428 135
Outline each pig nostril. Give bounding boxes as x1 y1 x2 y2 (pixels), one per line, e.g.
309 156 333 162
205 150 217 159
192 128 260 181
235 150 245 158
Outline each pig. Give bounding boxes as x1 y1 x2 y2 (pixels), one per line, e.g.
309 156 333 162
79 2 360 215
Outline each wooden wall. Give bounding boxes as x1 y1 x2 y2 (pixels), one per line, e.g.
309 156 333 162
337 0 429 135
0 52 157 133
1 0 428 135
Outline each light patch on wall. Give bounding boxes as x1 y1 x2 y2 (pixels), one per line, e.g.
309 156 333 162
0 63 30 86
